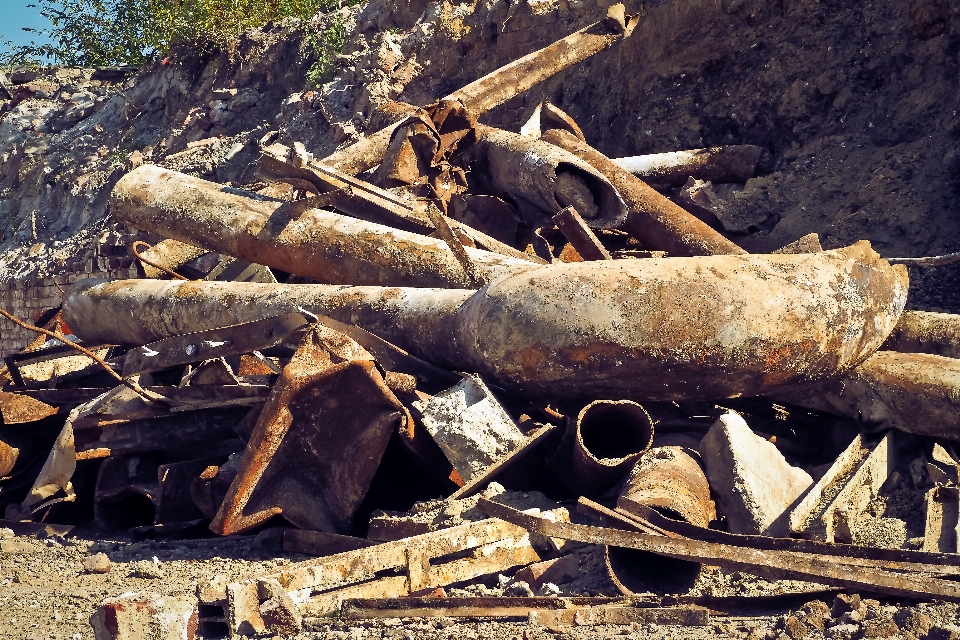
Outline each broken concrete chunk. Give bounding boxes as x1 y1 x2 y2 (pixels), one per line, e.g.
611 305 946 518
924 485 960 553
90 592 198 640
700 412 813 536
512 553 579 588
414 374 525 483
788 431 895 542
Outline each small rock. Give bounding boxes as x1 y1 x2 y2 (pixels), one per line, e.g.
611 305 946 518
699 412 813 535
826 623 860 638
63 100 95 123
781 615 807 639
840 609 863 624
229 89 259 112
83 552 111 574
0 538 39 554
860 618 901 638
0 527 14 539
929 625 960 640
259 590 303 636
505 580 534 597
895 608 934 636
129 559 165 579
832 593 866 619
799 599 831 632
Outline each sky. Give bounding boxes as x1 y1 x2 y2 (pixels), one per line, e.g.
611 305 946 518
0 2 56 54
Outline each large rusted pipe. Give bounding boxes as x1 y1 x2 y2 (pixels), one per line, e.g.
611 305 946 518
322 5 639 175
606 446 715 595
111 165 536 289
540 129 746 257
559 400 653 496
63 241 907 401
774 351 960 442
612 145 764 189
881 311 960 359
471 125 629 228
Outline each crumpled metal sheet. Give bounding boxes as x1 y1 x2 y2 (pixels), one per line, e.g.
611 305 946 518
210 323 410 535
0 390 57 424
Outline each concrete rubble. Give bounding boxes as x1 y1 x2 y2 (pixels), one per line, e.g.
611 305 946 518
5 1 960 638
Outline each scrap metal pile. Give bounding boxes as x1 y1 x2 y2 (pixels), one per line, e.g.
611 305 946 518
6 5 960 637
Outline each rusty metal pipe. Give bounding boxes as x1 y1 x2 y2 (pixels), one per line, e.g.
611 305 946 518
321 5 638 175
881 310 960 359
774 351 960 442
540 129 746 257
473 125 629 228
111 165 536 289
562 400 653 496
612 145 764 189
64 241 907 401
606 446 715 595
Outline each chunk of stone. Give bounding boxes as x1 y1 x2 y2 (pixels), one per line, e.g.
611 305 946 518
414 374 525 483
83 552 111 574
700 412 813 535
258 580 302 636
512 554 579 588
89 592 198 640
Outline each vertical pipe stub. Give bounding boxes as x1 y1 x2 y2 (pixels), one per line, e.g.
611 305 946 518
567 400 655 496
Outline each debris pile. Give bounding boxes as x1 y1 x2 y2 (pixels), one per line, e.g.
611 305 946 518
5 8 960 639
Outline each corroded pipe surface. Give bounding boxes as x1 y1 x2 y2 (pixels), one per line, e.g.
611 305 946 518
473 125 629 228
64 241 907 401
774 351 960 442
881 310 960 359
321 5 638 175
565 400 653 496
612 145 764 189
541 129 746 257
606 446 715 595
111 165 536 289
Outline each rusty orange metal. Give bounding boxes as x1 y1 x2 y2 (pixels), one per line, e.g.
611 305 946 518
210 323 410 535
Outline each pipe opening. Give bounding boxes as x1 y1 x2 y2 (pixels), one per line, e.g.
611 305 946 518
605 545 702 595
578 401 654 463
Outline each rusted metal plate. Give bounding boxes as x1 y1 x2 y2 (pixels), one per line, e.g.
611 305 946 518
65 241 907 402
320 4 639 176
0 390 57 424
480 499 960 601
774 351 960 441
340 597 625 620
298 577 411 618
541 128 747 257
122 312 307 375
210 323 409 535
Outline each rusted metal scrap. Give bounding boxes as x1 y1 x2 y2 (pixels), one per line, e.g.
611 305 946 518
549 400 654 496
541 128 747 257
773 351 960 442
122 312 308 377
209 322 410 535
224 518 538 631
478 498 960 601
467 124 629 228
612 145 764 189
258 141 539 263
65 241 907 401
552 206 612 260
320 4 639 176
605 446 714 595
112 165 538 289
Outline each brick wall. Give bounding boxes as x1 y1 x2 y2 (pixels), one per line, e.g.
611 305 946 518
0 228 154 356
